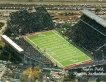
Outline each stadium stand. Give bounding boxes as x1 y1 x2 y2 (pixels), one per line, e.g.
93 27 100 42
13 38 56 68
1 35 56 68
7 6 54 35
67 10 106 61
5 9 106 69
81 10 106 29
3 6 58 69
63 10 106 81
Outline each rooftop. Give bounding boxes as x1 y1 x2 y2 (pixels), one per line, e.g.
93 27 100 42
81 10 106 28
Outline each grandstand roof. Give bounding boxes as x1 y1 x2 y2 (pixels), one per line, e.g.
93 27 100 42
81 10 106 28
1 35 24 54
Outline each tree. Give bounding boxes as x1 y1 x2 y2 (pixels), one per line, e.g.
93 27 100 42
62 22 72 28
8 53 12 61
0 41 3 49
0 51 3 59
95 5 101 15
96 77 100 82
20 66 40 82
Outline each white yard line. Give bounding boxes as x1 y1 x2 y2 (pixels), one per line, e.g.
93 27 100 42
46 48 63 66
47 48 52 51
53 30 91 59
26 37 63 67
26 37 44 52
59 54 84 61
52 30 67 42
26 31 90 67
26 37 37 46
56 51 75 55
45 52 63 67
59 55 84 62
32 34 55 40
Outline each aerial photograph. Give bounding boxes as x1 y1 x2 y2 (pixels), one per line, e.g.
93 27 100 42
0 0 106 82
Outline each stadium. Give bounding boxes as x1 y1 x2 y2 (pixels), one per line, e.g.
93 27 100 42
25 30 91 68
2 8 106 70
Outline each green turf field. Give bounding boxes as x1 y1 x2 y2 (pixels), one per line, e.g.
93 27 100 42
25 30 91 68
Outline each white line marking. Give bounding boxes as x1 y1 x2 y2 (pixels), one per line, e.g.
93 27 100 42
26 37 37 46
53 30 90 59
26 37 63 67
26 30 90 67
52 30 67 41
45 52 63 67
59 55 84 62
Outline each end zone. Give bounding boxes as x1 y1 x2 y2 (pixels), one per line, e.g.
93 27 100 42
64 59 92 69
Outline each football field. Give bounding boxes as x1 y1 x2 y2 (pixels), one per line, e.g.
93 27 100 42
25 30 91 68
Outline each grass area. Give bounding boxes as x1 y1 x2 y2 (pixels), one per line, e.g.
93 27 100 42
25 30 91 68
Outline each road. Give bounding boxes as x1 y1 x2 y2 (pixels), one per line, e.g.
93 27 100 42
0 0 106 4
0 67 7 78
0 1 106 5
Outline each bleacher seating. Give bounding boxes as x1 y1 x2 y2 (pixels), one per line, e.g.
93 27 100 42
67 14 106 61
7 6 54 35
13 38 55 68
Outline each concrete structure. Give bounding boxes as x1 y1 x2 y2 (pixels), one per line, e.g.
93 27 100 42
1 35 24 54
